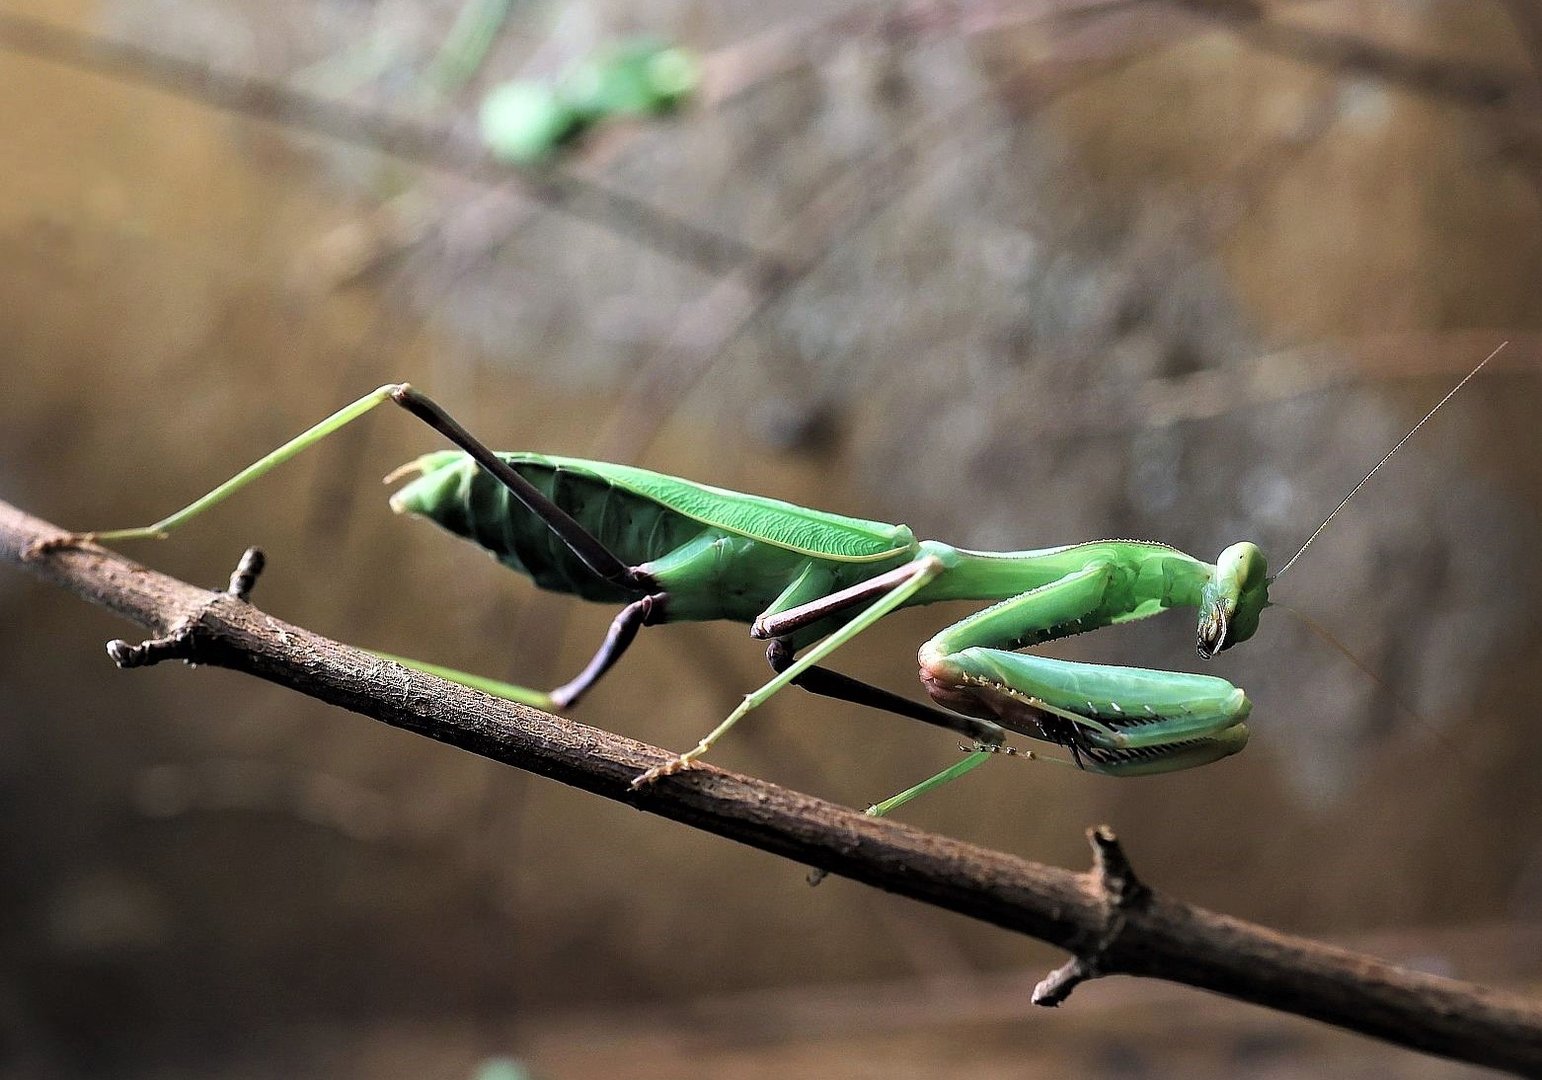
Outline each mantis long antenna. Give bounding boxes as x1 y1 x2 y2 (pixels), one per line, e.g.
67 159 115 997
1273 341 1507 581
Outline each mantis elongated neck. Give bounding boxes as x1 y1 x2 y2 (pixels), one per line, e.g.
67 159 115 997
914 539 1214 609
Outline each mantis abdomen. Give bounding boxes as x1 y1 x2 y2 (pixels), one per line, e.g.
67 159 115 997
389 450 909 625
393 450 702 603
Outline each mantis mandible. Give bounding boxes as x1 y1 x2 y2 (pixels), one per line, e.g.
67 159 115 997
40 347 1499 816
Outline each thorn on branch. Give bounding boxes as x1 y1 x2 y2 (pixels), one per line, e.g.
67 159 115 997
1089 823 1145 906
106 548 266 669
1033 825 1149 1008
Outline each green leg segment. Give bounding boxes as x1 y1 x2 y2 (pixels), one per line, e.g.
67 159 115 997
917 561 1251 778
83 385 405 542
372 651 558 710
861 555 1252 818
631 554 948 787
65 383 670 715
864 750 994 819
372 591 660 712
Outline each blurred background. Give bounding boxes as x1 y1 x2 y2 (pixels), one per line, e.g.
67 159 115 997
3 0 1541 1076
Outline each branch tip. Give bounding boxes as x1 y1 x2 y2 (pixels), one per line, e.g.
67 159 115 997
1089 824 1145 904
1031 956 1094 1007
226 547 266 601
106 619 195 668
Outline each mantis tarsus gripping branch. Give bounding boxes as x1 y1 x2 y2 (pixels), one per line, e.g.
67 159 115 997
36 345 1502 815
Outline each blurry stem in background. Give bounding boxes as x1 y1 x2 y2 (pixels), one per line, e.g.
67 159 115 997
1171 0 1521 111
6 500 1542 1076
1 1 1535 296
0 10 778 283
6 5 1533 461
0 2 1159 290
422 0 517 98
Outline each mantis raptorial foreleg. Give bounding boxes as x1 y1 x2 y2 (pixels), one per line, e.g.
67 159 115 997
850 557 1255 817
877 560 1250 809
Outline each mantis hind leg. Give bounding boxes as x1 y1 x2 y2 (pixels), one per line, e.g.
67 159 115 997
32 384 408 550
389 386 649 591
46 384 671 702
376 591 666 710
43 383 654 593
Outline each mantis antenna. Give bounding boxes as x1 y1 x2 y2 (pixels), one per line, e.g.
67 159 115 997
1272 340 1507 581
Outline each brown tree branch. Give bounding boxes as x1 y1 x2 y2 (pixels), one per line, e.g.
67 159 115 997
3 497 1541 1074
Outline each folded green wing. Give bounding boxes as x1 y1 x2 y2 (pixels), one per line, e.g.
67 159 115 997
525 454 916 563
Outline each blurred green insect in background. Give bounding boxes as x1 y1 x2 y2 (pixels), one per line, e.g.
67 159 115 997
479 39 699 163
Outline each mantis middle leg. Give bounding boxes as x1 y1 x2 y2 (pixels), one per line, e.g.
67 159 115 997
764 639 1004 746
631 554 948 787
377 589 666 710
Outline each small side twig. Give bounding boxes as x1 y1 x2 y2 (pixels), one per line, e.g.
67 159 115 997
1033 825 1149 1006
224 547 266 601
0 11 780 283
105 618 197 669
106 547 265 669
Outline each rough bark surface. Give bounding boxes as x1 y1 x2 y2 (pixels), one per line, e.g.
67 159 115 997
4 497 1540 1076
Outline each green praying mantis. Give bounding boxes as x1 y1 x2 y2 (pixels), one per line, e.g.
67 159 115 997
38 346 1499 817
479 39 698 164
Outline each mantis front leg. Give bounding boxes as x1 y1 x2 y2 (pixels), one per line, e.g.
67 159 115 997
917 561 1251 777
863 559 1253 818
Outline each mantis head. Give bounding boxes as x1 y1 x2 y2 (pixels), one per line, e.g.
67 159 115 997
1198 542 1270 659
